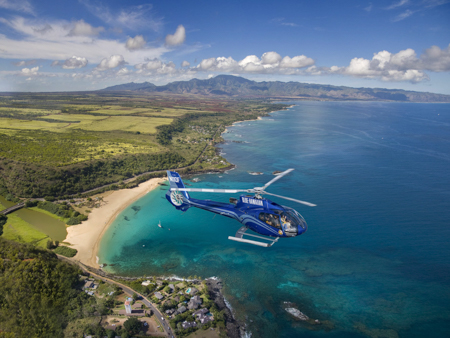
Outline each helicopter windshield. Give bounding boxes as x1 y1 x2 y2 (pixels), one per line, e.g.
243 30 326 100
282 208 306 230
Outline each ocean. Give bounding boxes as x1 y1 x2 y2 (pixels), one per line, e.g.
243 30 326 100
99 101 450 337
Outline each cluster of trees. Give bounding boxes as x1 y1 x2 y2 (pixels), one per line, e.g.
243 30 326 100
0 239 110 337
0 151 185 198
0 214 7 236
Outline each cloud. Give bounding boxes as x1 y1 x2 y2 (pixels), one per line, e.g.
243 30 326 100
194 52 315 74
80 1 163 31
0 0 34 15
165 25 186 46
364 3 373 12
13 60 36 67
62 56 88 69
181 61 190 67
392 9 415 21
135 59 178 75
0 16 169 65
68 19 104 36
261 52 282 65
386 0 409 10
421 44 450 72
280 55 315 68
330 48 428 82
96 55 125 70
21 66 39 75
270 17 298 27
126 35 146 51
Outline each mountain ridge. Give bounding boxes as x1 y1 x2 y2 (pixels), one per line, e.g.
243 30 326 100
101 75 450 102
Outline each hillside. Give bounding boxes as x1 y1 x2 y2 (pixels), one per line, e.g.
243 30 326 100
101 75 450 103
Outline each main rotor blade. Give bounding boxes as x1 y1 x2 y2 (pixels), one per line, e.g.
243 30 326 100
263 191 316 207
171 188 248 194
262 168 294 190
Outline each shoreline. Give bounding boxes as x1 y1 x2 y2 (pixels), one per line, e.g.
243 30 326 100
65 177 166 268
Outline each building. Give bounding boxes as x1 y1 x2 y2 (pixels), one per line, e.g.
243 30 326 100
168 284 175 292
181 321 197 329
187 295 202 310
125 301 132 314
141 280 152 286
154 292 164 300
177 306 187 314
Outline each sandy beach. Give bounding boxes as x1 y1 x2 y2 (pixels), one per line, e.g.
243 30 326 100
65 177 166 268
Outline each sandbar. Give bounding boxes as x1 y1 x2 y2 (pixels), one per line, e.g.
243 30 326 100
65 177 166 268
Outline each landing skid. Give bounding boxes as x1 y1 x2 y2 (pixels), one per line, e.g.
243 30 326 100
228 226 279 247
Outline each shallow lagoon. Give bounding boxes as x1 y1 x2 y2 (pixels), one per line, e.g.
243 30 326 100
100 102 450 337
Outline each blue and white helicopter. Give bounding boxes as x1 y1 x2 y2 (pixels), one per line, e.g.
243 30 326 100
166 169 316 247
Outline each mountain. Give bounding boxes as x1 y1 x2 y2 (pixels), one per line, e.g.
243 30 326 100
101 75 450 102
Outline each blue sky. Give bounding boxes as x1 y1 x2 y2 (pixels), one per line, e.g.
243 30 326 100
0 0 449 94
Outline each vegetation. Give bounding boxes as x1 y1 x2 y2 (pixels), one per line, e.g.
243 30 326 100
0 239 107 337
0 214 6 236
54 245 78 257
0 92 285 199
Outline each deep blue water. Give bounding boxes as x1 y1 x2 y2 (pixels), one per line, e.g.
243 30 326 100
99 102 450 338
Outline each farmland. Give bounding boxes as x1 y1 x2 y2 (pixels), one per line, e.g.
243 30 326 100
0 92 288 198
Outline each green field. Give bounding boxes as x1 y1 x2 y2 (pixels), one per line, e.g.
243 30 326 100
1 213 49 247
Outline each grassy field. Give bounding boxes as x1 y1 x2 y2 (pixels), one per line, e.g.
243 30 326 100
1 213 49 247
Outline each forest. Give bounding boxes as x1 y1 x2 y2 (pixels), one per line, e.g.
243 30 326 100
0 239 110 337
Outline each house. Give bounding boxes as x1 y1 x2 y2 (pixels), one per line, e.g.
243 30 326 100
173 295 181 302
141 280 152 286
177 306 187 314
165 308 176 315
154 292 164 300
186 287 198 295
200 316 213 324
193 308 208 318
181 321 197 329
168 284 175 292
187 295 202 310
83 280 94 289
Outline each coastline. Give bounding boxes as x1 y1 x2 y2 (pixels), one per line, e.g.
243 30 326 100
65 177 166 268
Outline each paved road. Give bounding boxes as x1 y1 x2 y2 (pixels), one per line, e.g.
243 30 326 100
57 255 175 338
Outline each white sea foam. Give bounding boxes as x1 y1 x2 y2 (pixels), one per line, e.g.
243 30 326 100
206 276 219 280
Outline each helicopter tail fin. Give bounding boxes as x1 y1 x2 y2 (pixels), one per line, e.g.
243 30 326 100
166 171 191 211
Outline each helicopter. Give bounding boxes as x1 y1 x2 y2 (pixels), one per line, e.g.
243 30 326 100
165 169 316 247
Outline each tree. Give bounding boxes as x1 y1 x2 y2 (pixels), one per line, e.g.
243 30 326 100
132 292 139 301
123 317 141 335
0 214 7 236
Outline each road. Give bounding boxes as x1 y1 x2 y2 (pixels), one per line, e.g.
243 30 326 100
57 255 175 338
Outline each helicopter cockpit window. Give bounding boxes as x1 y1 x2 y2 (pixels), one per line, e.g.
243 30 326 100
281 208 306 230
258 212 281 228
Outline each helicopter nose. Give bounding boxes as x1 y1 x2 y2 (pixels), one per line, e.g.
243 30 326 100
298 220 307 234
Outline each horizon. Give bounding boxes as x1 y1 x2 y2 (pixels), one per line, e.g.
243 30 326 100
0 0 449 94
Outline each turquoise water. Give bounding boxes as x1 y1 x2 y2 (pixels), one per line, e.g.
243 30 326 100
99 102 450 337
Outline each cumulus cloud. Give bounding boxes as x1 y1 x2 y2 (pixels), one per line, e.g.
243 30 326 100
280 55 315 68
421 44 450 72
194 52 315 74
181 61 190 67
330 48 431 82
68 19 104 36
261 52 282 64
62 56 88 69
21 66 39 75
96 55 125 70
126 35 146 50
165 25 186 46
134 59 178 75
